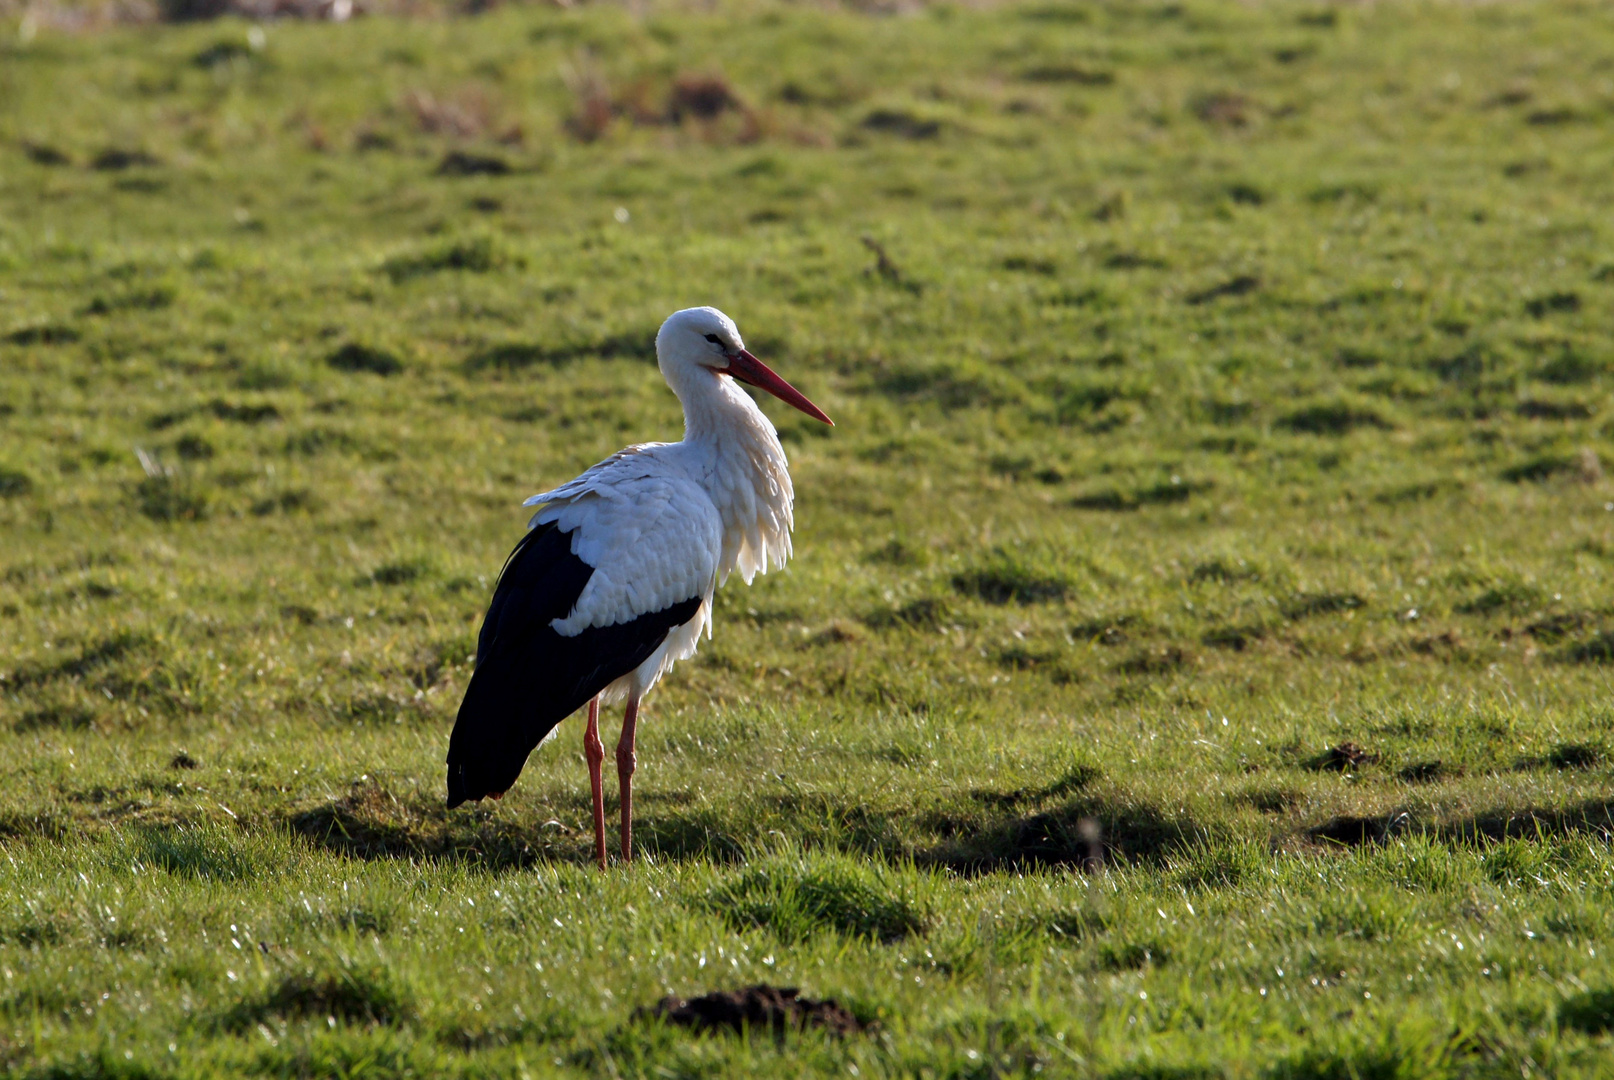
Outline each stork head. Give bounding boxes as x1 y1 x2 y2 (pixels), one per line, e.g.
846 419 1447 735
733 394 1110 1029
655 306 833 425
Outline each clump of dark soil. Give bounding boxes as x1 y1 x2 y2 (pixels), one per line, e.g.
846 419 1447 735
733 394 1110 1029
670 73 744 121
639 985 866 1037
1308 742 1378 772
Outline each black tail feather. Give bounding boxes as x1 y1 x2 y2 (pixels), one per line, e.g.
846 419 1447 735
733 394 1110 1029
444 521 702 807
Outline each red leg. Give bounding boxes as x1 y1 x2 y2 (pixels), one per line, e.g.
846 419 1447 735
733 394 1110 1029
583 697 606 871
616 695 640 863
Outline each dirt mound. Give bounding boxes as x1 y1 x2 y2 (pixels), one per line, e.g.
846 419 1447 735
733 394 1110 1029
640 984 866 1037
1308 742 1377 772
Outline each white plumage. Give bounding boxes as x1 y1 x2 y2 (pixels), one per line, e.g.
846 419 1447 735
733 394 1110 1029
446 305 832 869
522 308 801 701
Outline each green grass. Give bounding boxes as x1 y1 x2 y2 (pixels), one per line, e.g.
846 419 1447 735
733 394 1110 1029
2 0 1614 1074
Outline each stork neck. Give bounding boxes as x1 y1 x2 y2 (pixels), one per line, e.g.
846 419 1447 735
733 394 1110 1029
679 370 772 447
679 371 792 545
655 359 795 582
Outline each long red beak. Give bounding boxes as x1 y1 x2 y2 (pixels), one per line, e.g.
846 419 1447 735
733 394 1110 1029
726 349 834 426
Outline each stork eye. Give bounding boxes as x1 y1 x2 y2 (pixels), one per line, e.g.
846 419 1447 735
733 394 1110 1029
703 334 723 345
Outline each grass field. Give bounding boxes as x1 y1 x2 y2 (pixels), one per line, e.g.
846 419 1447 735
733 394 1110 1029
3 0 1614 1074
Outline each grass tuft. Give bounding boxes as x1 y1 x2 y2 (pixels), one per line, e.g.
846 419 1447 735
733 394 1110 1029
436 151 512 177
287 780 542 868
1563 629 1614 663
130 826 257 882
381 235 523 282
227 962 416 1030
1098 939 1169 971
1282 593 1365 620
1270 1025 1472 1080
1170 838 1268 891
1278 398 1394 435
1548 742 1603 770
951 547 1071 604
863 595 958 629
1456 580 1542 614
136 475 210 522
5 322 79 345
1501 449 1602 484
328 343 405 377
1312 892 1408 942
367 558 434 586
0 811 68 842
1072 477 1210 511
705 852 930 943
0 468 34 498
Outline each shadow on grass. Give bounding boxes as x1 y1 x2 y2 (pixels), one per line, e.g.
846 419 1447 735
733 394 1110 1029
634 809 749 864
9 631 155 688
862 595 961 630
464 326 658 371
381 235 523 283
951 545 1073 604
761 793 911 859
967 758 1102 809
1302 800 1614 850
6 631 197 718
1441 800 1614 844
288 780 554 871
920 795 1194 874
296 774 1184 874
223 962 415 1031
13 704 100 732
1010 906 1110 944
293 774 1214 875
1308 813 1410 848
1072 477 1211 511
932 793 1614 869
0 810 70 843
1508 741 1608 771
327 342 404 377
290 780 746 869
1562 629 1614 663
1560 987 1614 1036
289 774 1614 877
635 984 870 1038
1277 398 1393 435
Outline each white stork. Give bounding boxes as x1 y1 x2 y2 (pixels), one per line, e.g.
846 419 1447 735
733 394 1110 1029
446 306 833 870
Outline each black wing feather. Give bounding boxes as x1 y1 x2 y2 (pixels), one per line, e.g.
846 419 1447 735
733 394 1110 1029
446 520 701 808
